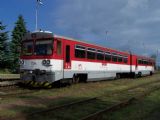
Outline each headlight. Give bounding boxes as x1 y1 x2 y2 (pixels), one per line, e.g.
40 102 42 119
42 60 47 65
19 59 24 65
42 59 51 66
46 60 50 65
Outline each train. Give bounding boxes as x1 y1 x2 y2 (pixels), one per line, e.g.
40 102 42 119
20 30 155 88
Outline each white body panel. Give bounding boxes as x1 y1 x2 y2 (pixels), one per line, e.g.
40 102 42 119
20 59 154 82
71 61 130 72
21 59 63 71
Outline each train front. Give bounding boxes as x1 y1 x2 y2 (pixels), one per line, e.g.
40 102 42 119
20 31 59 88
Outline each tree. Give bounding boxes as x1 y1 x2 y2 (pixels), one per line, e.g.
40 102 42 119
0 22 9 68
11 15 27 72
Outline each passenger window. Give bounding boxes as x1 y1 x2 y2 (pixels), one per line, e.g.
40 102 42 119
124 57 128 63
75 45 86 58
97 50 104 60
112 53 117 62
87 48 96 59
105 52 111 61
118 55 123 62
138 59 142 64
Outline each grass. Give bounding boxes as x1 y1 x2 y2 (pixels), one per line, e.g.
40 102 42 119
27 81 160 120
0 74 160 120
0 73 20 79
0 69 12 74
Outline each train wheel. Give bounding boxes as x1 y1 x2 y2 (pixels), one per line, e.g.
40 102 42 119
115 74 121 80
68 79 73 85
72 75 76 84
138 72 142 77
76 77 80 83
73 75 79 84
52 81 61 88
133 74 138 79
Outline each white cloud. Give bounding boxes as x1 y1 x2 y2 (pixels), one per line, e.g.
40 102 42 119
125 0 148 9
51 0 160 59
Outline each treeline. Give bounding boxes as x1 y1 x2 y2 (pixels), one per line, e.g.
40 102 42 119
0 15 27 73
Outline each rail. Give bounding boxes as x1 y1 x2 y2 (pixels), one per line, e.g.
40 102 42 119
81 86 160 120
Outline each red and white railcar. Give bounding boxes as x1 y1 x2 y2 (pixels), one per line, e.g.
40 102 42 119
20 31 155 84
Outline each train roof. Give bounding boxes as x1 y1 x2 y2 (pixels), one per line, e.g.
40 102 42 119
23 31 130 54
54 34 130 54
54 35 154 61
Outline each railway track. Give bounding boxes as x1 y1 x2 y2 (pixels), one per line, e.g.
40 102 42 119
0 85 41 99
0 75 20 87
0 80 20 87
0 92 39 100
0 88 41 99
1 76 160 98
102 78 160 97
0 86 20 94
21 78 160 120
29 97 97 116
81 85 160 120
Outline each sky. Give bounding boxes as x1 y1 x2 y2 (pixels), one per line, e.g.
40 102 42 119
0 0 160 64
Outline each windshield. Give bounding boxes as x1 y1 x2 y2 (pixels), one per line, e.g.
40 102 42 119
22 41 33 56
35 39 53 55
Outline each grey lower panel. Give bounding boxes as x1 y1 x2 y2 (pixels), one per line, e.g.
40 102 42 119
21 70 122 83
64 70 119 82
21 70 130 83
87 77 115 82
21 69 147 83
139 70 151 76
87 71 116 81
21 70 56 83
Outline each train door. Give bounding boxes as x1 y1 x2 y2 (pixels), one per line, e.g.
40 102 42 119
130 53 132 73
64 45 71 69
136 58 138 70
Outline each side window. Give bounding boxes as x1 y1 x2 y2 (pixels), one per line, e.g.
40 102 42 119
146 61 149 65
87 48 96 59
124 56 128 63
112 53 117 62
118 55 122 62
105 52 111 61
97 50 104 60
57 41 62 55
144 60 148 65
75 45 86 58
138 59 141 64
